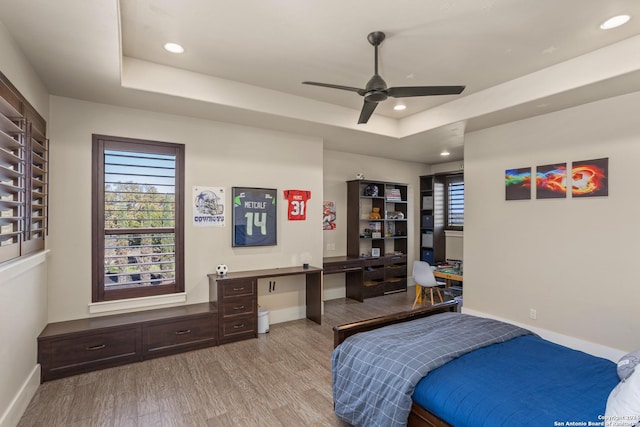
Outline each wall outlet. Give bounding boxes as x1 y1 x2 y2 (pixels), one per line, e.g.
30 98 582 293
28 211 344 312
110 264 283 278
326 243 336 251
529 308 537 320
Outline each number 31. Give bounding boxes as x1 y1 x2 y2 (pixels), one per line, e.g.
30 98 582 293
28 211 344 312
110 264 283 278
290 201 305 216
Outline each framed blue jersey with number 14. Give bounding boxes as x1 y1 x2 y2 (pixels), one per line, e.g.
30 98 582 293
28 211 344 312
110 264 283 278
232 187 277 247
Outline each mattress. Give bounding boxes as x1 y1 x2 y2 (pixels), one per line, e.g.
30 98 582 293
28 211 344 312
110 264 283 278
412 334 618 426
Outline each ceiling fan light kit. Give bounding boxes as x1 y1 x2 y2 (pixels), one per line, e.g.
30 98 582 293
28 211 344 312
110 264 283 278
303 31 465 124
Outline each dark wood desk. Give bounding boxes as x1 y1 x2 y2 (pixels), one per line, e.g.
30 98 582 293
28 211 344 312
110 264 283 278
323 256 365 302
323 255 407 301
209 266 323 343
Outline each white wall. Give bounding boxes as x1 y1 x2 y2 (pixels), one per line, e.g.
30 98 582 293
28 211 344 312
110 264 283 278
322 150 430 299
0 22 49 427
464 90 640 353
48 96 323 323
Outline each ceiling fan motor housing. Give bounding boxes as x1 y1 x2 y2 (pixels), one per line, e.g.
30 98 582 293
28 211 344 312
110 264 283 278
364 74 389 102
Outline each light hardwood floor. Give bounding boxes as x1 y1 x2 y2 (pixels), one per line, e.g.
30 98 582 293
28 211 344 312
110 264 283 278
19 289 443 427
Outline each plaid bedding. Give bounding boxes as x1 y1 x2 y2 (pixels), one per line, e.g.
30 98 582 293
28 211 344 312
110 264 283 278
331 312 533 427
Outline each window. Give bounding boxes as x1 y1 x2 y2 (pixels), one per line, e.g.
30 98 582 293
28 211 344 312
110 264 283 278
446 174 464 229
0 76 48 264
92 135 184 302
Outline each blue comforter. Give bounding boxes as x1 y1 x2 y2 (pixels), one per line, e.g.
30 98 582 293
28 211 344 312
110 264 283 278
413 334 618 426
331 312 532 427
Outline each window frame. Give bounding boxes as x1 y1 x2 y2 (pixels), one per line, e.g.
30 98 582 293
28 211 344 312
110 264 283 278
91 134 185 302
444 173 464 231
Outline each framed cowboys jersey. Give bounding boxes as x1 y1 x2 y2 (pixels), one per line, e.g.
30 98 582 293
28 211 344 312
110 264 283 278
232 187 277 246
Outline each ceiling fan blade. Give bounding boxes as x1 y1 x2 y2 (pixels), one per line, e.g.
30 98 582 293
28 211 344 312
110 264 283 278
387 85 466 98
303 81 365 95
358 101 378 124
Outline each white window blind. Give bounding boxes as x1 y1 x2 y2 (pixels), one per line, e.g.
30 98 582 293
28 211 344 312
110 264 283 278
447 176 464 228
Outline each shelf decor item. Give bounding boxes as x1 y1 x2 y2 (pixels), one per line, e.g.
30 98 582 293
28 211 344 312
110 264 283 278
385 188 402 201
232 187 277 247
216 264 228 276
369 208 382 219
363 184 379 197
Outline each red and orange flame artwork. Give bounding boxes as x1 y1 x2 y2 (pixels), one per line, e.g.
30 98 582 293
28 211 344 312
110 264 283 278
536 167 567 194
572 165 606 196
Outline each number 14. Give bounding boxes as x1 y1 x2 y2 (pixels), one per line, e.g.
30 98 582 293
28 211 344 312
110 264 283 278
244 212 267 236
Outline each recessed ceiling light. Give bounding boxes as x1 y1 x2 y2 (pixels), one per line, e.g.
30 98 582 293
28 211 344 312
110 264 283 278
394 104 406 111
600 15 630 30
164 42 184 54
440 150 450 156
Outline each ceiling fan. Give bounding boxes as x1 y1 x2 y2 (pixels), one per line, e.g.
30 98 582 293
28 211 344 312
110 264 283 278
303 31 465 124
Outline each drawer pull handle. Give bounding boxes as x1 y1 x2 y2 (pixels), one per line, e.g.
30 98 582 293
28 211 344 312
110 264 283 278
175 329 191 335
232 287 245 291
233 305 245 310
233 324 245 329
86 344 106 351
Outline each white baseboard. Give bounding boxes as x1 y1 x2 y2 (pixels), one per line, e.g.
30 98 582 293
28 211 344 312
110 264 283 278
462 308 626 362
0 364 40 427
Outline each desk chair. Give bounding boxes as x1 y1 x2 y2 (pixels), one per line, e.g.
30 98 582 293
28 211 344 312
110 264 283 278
412 261 444 309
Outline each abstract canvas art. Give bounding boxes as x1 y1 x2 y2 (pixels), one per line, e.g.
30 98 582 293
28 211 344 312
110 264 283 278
505 167 532 200
536 163 567 199
571 158 608 197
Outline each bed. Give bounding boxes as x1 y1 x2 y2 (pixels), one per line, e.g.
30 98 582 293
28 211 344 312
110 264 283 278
331 302 638 427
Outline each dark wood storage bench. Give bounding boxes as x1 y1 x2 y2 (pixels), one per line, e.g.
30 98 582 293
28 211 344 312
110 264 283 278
37 302 218 382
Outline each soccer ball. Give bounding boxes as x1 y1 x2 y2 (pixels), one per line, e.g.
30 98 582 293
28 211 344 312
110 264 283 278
216 264 228 276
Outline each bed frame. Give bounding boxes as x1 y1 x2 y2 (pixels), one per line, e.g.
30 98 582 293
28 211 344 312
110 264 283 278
332 301 459 427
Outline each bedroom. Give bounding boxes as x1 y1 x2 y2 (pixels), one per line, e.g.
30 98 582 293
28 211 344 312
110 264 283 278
1 1 640 426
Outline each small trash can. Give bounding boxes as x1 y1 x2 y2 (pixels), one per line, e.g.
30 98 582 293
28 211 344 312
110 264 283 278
258 307 270 333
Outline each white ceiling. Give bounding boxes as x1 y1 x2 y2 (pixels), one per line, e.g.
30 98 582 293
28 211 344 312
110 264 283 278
1 0 640 164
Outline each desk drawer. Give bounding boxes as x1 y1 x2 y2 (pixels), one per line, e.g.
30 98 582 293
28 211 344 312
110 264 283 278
385 255 407 266
323 259 362 274
220 279 256 298
39 326 142 381
363 258 385 268
386 265 407 278
143 314 217 357
362 279 407 298
221 315 256 342
220 297 256 317
363 267 385 281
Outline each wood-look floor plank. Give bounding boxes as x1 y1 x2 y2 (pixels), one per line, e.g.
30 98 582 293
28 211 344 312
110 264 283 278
19 291 434 427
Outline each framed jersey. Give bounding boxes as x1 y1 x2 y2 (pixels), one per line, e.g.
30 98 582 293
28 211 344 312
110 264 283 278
232 187 277 247
284 189 311 220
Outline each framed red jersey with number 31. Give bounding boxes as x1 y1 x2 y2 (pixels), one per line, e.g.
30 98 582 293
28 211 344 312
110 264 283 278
284 190 311 220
